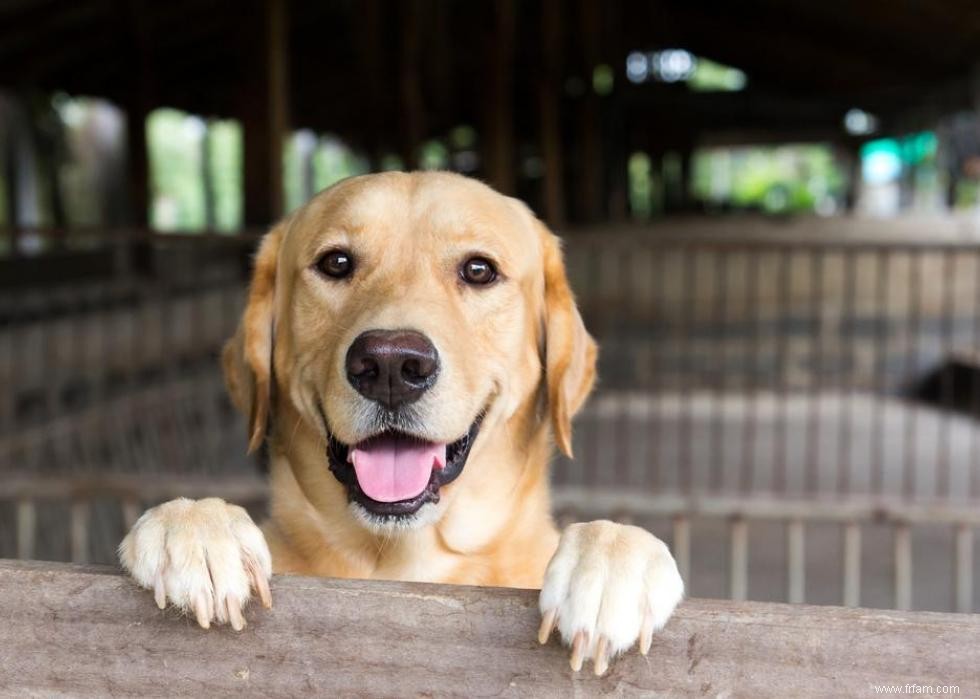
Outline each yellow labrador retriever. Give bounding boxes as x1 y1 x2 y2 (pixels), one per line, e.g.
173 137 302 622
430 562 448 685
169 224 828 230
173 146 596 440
119 172 683 675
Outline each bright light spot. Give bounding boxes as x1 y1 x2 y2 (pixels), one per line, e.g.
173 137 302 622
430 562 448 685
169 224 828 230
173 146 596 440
293 129 317 152
626 51 649 84
862 142 902 184
652 49 696 82
844 108 879 136
627 49 744 91
183 115 207 139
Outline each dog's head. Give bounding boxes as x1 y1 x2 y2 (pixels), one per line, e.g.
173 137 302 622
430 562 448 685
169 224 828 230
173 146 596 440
223 172 595 532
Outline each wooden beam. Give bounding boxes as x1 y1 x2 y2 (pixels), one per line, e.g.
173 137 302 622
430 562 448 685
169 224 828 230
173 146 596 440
1 559 979 697
576 0 603 222
241 0 289 226
539 0 565 226
354 0 385 164
483 0 516 194
398 0 425 170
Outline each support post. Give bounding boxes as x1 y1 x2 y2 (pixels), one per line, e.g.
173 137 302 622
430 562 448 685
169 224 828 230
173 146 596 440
484 0 516 194
242 0 289 227
539 0 565 226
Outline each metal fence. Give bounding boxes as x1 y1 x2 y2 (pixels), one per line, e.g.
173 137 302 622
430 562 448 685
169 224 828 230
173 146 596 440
2 222 979 613
561 233 980 503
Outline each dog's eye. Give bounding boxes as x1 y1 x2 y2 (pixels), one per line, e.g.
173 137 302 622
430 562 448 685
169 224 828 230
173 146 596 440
316 250 354 279
460 257 497 286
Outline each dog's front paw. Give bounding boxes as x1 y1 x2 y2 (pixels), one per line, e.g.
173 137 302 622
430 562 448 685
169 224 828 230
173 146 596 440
538 520 684 676
118 497 272 630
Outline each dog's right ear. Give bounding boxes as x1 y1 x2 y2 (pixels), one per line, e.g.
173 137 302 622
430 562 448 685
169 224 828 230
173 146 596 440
222 221 286 453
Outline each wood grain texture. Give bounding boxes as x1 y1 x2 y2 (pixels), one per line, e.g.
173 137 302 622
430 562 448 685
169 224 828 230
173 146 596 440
0 559 977 698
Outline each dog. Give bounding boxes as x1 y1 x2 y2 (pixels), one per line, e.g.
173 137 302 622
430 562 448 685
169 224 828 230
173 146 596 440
119 171 683 676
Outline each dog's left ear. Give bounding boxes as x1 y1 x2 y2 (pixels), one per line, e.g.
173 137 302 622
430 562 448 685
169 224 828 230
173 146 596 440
538 221 598 457
222 220 287 453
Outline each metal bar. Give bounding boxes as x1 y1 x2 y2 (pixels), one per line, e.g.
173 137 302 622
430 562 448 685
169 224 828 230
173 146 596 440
786 519 805 604
772 250 791 494
837 252 856 495
70 501 90 564
954 524 973 614
937 251 955 498
805 250 824 494
678 246 696 493
894 523 912 611
15 499 36 560
740 251 760 493
870 250 889 495
612 245 630 486
673 514 691 587
650 247 668 492
842 522 861 607
973 251 980 501
710 249 728 492
730 517 749 602
903 255 922 499
626 246 648 490
549 487 980 526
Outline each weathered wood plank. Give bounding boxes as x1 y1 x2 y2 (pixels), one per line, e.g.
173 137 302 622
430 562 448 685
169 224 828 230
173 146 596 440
0 560 977 698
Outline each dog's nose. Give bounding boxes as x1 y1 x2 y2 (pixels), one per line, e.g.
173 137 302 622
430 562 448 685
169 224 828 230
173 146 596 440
345 330 440 409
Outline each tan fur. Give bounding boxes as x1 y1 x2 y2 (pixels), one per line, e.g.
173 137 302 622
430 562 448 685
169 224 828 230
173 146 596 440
223 171 593 587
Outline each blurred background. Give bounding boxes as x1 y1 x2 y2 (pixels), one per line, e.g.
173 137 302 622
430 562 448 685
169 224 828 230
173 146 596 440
2 0 980 614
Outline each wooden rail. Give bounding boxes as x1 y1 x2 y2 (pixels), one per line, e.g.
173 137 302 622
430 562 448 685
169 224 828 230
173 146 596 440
0 559 977 697
3 476 977 612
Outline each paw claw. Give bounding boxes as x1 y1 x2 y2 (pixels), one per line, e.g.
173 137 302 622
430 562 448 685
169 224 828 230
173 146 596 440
248 557 273 609
154 572 167 610
639 611 654 655
194 595 210 629
538 609 557 644
594 636 610 676
570 630 588 672
227 598 246 631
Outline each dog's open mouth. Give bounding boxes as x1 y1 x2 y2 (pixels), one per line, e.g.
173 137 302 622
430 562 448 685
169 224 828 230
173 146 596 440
326 416 483 518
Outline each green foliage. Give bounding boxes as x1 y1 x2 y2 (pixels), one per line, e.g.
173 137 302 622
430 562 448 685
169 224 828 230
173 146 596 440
312 136 369 191
148 109 243 231
691 144 845 214
688 58 747 92
419 140 449 170
207 120 242 232
592 64 614 96
147 108 207 231
628 152 653 218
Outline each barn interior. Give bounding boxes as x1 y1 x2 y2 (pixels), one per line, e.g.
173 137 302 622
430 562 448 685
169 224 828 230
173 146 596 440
2 1 980 614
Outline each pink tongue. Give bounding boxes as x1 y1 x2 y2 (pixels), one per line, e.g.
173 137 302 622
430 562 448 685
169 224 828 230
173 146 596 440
350 435 446 503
